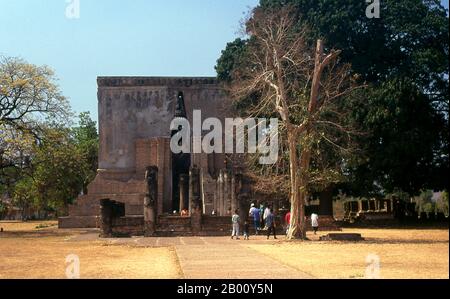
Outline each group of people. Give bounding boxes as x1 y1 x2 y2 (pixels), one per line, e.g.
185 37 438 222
231 203 320 240
231 203 277 240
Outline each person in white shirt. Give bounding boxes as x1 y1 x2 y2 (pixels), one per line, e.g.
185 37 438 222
311 213 319 235
263 205 271 229
231 210 241 240
263 205 271 220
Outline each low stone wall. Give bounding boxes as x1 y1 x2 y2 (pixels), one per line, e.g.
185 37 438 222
157 216 193 236
59 216 99 229
111 216 145 237
98 213 341 237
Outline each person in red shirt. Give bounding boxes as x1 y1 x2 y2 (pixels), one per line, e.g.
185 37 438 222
285 211 291 236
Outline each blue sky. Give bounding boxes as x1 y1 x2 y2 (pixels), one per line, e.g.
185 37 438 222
0 0 448 123
0 0 259 122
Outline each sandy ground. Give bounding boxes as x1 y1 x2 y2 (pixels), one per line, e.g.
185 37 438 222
246 228 449 279
0 221 448 279
0 221 182 279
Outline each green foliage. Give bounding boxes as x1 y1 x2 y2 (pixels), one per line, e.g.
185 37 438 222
413 189 449 215
259 0 449 92
422 202 436 214
1 56 72 197
12 177 36 212
4 113 98 217
0 200 7 216
350 79 446 194
216 0 449 196
0 56 71 137
72 112 99 193
387 188 411 202
31 126 86 212
0 57 98 218
435 191 449 216
215 38 248 82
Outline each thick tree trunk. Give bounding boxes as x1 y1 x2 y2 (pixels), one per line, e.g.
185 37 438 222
289 39 324 239
298 148 311 238
287 130 306 240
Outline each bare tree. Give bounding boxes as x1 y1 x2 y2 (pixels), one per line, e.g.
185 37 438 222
230 7 363 239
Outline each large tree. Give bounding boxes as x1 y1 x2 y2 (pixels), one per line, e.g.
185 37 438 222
0 56 71 172
229 7 362 239
10 113 98 217
72 112 99 194
217 0 449 196
1 56 99 217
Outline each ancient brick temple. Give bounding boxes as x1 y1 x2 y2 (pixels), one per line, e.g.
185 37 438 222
58 77 253 235
59 76 338 236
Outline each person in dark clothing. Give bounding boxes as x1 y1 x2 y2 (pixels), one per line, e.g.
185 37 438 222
266 209 277 240
243 220 250 240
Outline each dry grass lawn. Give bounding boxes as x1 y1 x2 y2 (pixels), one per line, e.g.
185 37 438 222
0 221 182 279
0 220 58 231
246 228 449 279
1 221 448 279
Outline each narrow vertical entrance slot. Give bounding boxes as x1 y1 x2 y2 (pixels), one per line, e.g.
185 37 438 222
171 91 191 214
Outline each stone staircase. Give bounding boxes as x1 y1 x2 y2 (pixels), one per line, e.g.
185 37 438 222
156 216 193 236
200 216 232 236
59 192 147 229
58 171 147 229
59 195 100 228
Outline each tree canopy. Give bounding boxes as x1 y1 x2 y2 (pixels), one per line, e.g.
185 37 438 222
216 0 449 196
0 57 98 218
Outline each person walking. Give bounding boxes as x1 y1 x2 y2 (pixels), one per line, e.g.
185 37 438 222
259 203 265 228
263 204 271 229
266 209 277 240
311 213 319 235
231 209 240 240
243 220 250 240
284 211 291 236
249 203 261 234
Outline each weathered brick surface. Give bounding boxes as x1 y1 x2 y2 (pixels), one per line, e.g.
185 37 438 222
135 138 173 215
59 138 171 228
94 213 341 237
59 216 99 228
111 216 145 236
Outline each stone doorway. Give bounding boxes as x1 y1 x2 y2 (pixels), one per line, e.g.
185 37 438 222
171 91 191 213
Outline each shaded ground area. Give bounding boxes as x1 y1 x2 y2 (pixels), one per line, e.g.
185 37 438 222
0 221 448 279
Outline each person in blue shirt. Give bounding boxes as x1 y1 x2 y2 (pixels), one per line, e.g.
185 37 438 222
266 209 277 240
249 203 261 235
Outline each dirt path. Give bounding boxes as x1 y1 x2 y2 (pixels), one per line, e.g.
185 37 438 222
72 233 313 279
3 223 447 279
174 237 313 279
